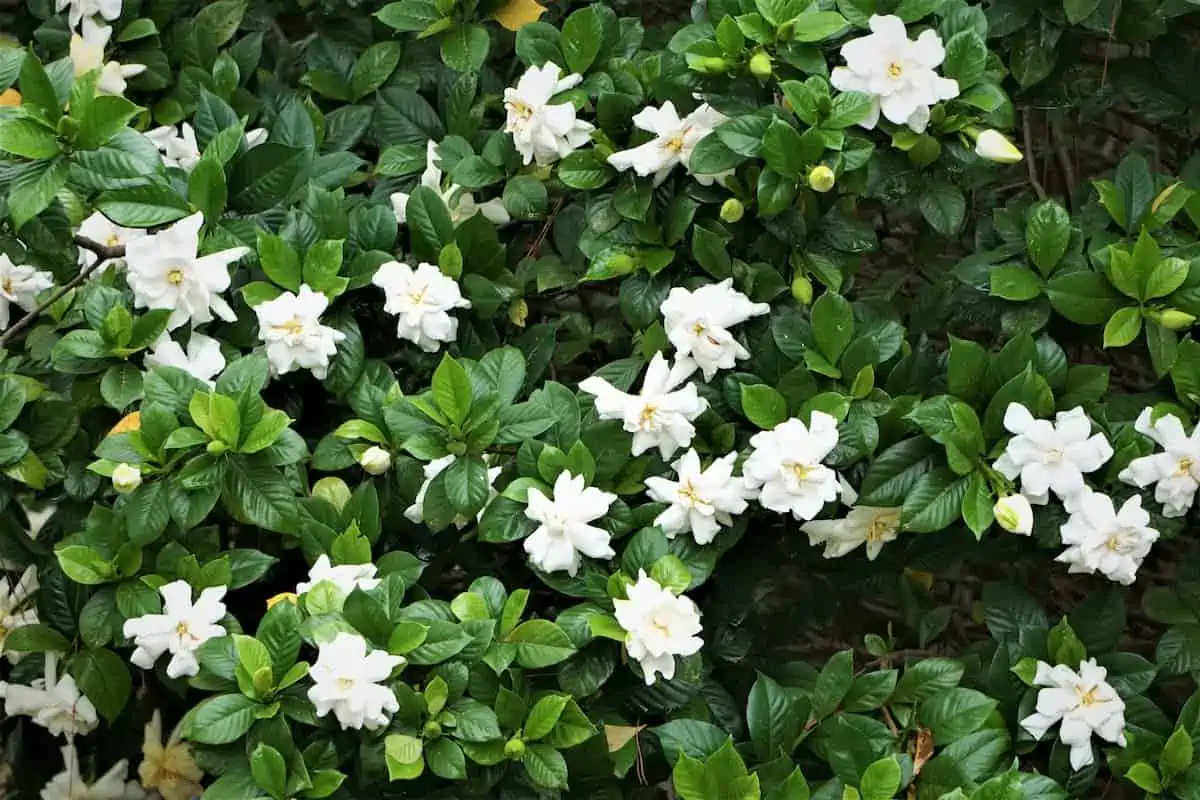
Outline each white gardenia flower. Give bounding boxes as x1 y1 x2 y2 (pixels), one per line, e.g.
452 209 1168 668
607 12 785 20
613 570 703 685
56 0 121 29
295 554 380 597
391 140 510 227
111 463 141 494
524 471 616 576
744 412 842 521
372 261 471 352
253 285 346 379
69 18 146 97
975 129 1023 164
1020 659 1127 770
504 63 594 166
1057 489 1159 586
0 565 39 662
580 353 707 459
359 446 392 476
405 455 502 528
800 482 900 560
77 212 145 273
994 493 1034 535
993 403 1113 506
145 332 225 387
244 128 268 149
308 632 404 730
607 101 729 186
830 14 959 134
660 278 770 380
0 254 53 333
1119 408 1200 517
122 580 227 679
146 124 201 172
0 652 99 738
40 745 145 800
125 212 248 330
645 450 752 545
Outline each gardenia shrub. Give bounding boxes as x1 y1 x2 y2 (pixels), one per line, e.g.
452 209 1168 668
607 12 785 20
2 0 1200 797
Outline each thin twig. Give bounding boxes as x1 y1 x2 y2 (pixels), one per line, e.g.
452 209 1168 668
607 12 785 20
522 196 566 262
1022 110 1048 201
1099 0 1121 90
0 236 124 346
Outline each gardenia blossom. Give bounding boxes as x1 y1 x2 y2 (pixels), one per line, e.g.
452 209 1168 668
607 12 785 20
40 745 145 800
56 0 121 29
744 412 842 521
504 63 594 166
524 471 616 576
391 140 510 227
800 481 899 561
122 580 227 679
644 450 752 544
1057 489 1159 585
372 261 471 352
0 565 39 661
77 212 145 272
1020 659 1127 770
138 710 204 800
974 129 1023 164
830 14 959 133
146 123 201 172
660 279 770 380
607 101 728 186
0 652 98 739
253 285 345 379
70 18 145 97
580 353 707 459
994 493 1034 535
993 403 1113 506
613 570 703 685
1118 408 1200 517
145 332 225 387
404 455 502 528
295 554 380 597
308 632 404 730
0 254 53 332
125 212 248 330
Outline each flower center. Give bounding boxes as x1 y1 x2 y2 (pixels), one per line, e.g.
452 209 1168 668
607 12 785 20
106 233 121 248
408 286 428 305
1105 531 1134 553
1075 685 1100 706
639 404 658 429
888 62 903 79
665 134 686 153
678 481 701 505
867 511 899 542
166 269 185 286
1044 448 1064 464
175 622 194 641
790 463 812 481
1178 457 1194 477
1 278 11 295
275 318 305 336
510 100 533 121
336 677 355 692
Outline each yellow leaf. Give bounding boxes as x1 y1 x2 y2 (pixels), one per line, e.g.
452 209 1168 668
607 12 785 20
491 0 547 31
267 592 299 609
603 724 644 752
0 89 20 108
109 411 141 436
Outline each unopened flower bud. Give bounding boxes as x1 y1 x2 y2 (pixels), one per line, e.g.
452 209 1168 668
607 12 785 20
808 165 836 193
973 130 1023 164
504 738 526 760
1155 309 1197 331
720 198 745 223
509 298 528 327
206 440 227 455
422 720 443 739
994 494 1033 536
693 56 728 74
749 51 772 79
112 463 142 494
791 274 814 305
359 446 392 476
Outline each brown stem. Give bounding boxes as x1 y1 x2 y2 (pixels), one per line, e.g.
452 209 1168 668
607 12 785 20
1022 110 1048 201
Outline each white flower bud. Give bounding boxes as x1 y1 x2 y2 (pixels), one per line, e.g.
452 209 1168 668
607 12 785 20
359 446 392 476
974 130 1023 164
112 463 142 494
994 494 1033 535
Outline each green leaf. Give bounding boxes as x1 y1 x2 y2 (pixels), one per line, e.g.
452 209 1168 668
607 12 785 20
182 692 260 744
18 52 59 122
919 182 966 237
229 143 309 214
352 41 402 99
1161 727 1194 780
4 623 70 652
558 150 613 190
741 384 788 430
525 694 569 741
918 688 997 745
761 119 819 180
1025 200 1072 276
376 0 444 32
432 355 472 425
406 185 455 262
1103 306 1143 348
0 118 60 159
893 658 965 703
123 482 170 546
1064 0 1102 22
859 757 902 800
942 30 987 89
790 11 849 40
257 232 301 291
812 292 854 363
69 648 131 723
10 158 69 229
441 25 490 73
901 469 969 533
190 391 240 446
560 6 604 73
96 184 191 227
250 743 287 800
990 265 1044 301
425 738 467 780
507 619 577 667
195 0 247 45
1046 271 1124 325
747 672 801 762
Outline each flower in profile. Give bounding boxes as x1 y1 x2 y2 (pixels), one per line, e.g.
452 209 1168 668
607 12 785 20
146 123 202 172
145 332 225 387
992 403 1112 506
391 140 510 227
607 102 728 186
69 18 146 97
800 481 900 560
77 212 145 273
138 709 203 800
125 212 248 330
644 450 752 545
372 261 471 352
39 744 145 800
974 129 1023 164
404 455 502 528
111 463 142 494
56 0 122 29
524 471 616 576
0 565 39 662
1119 408 1200 517
253 285 346 379
308 632 404 730
1056 489 1158 585
295 554 380 598
123 580 227 679
660 279 770 380
830 14 959 133
994 493 1034 535
613 570 703 685
580 353 707 458
744 412 843 521
359 446 392 475
504 63 594 165
0 652 99 738
0 255 53 332
1020 659 1126 770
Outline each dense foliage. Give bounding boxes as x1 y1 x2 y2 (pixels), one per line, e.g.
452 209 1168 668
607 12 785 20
2 0 1200 797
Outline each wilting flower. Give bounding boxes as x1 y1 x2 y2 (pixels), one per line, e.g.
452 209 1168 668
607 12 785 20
613 570 703 685
0 565 39 661
40 744 145 800
0 255 53 333
1119 408 1200 517
372 261 471 352
992 403 1113 506
145 332 225 387
580 353 707 458
0 652 98 738
1020 659 1126 770
404 455 502 528
744 412 842 521
830 14 959 133
56 0 122 29
504 63 594 165
123 580 227 679
524 471 616 576
295 554 380 598
1056 489 1158 585
974 129 1023 164
77 212 145 272
800 482 899 560
125 212 248 330
253 285 346 379
391 140 510 227
138 710 203 800
308 632 404 730
69 18 145 97
607 102 728 186
994 493 1034 535
644 450 752 545
660 279 770 380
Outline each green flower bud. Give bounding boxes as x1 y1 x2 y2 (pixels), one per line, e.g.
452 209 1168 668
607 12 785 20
1156 309 1197 331
791 274 814 305
719 198 745 223
749 51 772 80
694 56 728 74
206 440 228 455
504 738 526 760
422 721 443 739
808 165 836 193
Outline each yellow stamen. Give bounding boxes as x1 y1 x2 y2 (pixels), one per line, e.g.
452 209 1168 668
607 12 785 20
275 319 304 336
888 62 903 78
1178 458 1194 477
665 135 685 153
166 269 185 286
1076 686 1100 706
